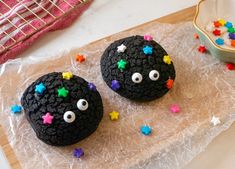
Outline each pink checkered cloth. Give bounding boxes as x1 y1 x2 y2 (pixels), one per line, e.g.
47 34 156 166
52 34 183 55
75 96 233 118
0 0 92 64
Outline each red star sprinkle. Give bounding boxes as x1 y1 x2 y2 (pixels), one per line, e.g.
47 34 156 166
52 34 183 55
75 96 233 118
214 21 221 28
166 79 174 89
194 33 199 39
226 63 235 70
198 45 207 53
213 29 221 36
76 54 86 63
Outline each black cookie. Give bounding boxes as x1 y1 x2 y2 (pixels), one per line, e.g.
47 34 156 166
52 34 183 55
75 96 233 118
21 72 103 146
100 35 176 101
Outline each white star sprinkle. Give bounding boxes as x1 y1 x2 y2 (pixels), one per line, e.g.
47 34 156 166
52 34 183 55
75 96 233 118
206 22 214 32
210 116 221 126
117 44 127 53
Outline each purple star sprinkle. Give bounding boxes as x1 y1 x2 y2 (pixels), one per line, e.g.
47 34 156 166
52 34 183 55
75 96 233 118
111 80 120 91
229 33 235 40
88 82 97 91
74 148 84 158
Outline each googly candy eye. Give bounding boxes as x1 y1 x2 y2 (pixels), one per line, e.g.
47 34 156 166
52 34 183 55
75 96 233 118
132 73 143 83
63 111 76 123
77 99 89 111
149 70 160 81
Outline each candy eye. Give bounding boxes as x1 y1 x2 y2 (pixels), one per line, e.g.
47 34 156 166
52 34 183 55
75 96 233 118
149 70 160 81
77 99 89 111
132 73 143 83
63 111 76 123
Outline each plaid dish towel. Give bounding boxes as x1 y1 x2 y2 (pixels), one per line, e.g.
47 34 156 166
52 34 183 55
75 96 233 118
0 0 92 64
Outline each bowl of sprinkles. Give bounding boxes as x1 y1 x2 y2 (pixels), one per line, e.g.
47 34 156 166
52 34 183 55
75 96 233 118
193 0 235 63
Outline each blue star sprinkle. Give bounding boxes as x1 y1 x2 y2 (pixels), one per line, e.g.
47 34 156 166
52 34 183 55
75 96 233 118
225 22 233 28
74 148 84 158
111 80 120 91
143 46 153 55
11 105 22 114
88 82 97 91
141 125 152 136
35 82 46 94
215 38 224 45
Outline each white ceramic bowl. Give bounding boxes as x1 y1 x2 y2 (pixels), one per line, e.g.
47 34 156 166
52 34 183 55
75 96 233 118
193 0 235 63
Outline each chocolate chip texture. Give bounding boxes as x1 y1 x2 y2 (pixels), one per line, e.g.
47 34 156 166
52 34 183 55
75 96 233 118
21 72 103 146
100 35 176 101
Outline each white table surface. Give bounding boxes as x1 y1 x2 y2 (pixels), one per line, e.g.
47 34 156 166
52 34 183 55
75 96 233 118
4 0 235 169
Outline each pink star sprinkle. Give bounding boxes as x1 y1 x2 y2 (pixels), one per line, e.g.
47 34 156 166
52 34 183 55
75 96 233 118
42 113 54 124
144 35 153 41
170 104 180 113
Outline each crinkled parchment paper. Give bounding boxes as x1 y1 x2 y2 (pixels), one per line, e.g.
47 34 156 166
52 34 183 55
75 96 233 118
0 22 235 169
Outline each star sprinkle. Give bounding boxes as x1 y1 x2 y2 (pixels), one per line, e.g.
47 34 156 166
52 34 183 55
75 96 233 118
166 79 174 89
42 113 54 125
35 83 46 94
228 27 235 33
74 148 84 158
109 111 119 121
210 116 221 126
229 33 235 40
117 44 127 53
111 80 120 91
218 19 226 26
140 125 152 136
143 46 153 55
117 59 127 71
11 105 22 114
163 55 172 64
215 38 224 45
170 104 180 113
213 29 221 36
144 35 153 41
88 82 96 91
206 22 214 32
57 87 69 97
194 33 199 39
225 22 233 28
226 63 235 70
76 54 86 63
198 45 207 53
214 21 221 28
62 72 73 80
231 40 235 47
224 38 231 46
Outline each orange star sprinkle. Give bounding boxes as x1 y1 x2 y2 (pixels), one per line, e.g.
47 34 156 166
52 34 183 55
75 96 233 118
231 40 235 47
194 33 199 39
166 79 174 89
214 21 221 28
76 54 86 63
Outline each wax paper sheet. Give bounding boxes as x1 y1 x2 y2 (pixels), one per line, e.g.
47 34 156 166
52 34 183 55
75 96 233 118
0 21 235 169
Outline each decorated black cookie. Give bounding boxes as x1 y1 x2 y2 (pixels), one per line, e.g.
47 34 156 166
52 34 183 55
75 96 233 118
100 35 176 101
21 72 103 146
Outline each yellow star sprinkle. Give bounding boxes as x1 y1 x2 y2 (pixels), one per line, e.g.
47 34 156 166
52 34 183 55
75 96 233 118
218 19 226 26
163 55 172 65
62 72 73 80
109 111 119 121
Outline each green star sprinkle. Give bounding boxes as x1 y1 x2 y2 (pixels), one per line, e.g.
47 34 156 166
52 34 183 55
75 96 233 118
117 59 127 71
57 87 69 97
228 27 235 33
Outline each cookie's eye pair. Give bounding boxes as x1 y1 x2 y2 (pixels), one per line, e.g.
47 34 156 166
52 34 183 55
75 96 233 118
63 99 89 123
132 70 160 83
